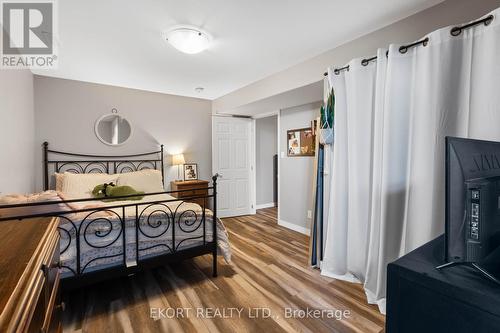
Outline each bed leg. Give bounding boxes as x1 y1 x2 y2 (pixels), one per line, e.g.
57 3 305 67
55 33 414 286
212 250 218 277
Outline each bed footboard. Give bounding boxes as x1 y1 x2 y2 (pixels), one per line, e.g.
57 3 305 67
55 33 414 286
0 176 220 289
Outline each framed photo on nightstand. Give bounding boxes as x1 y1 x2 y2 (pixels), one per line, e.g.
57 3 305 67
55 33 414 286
184 163 198 180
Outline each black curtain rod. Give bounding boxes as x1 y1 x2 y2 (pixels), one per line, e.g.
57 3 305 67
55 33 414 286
451 14 493 36
325 14 495 76
334 65 349 75
399 37 429 54
329 36 426 73
361 56 377 66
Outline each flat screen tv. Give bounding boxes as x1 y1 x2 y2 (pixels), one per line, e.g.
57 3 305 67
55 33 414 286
440 136 500 283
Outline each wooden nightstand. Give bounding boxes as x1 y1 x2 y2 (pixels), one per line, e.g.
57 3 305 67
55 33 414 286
170 180 209 207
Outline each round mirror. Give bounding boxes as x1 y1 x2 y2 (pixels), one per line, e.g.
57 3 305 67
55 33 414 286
95 114 132 146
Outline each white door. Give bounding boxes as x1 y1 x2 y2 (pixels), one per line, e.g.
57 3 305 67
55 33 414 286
212 116 255 218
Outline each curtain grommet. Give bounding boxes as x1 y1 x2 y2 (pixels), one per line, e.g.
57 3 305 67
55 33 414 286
450 27 462 36
485 14 494 26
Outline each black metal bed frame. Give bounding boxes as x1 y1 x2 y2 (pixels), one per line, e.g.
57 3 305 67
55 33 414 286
42 141 166 190
0 142 219 290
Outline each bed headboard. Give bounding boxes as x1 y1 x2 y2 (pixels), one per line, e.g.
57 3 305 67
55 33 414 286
43 142 164 190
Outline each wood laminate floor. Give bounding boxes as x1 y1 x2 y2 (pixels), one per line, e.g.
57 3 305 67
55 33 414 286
62 207 385 333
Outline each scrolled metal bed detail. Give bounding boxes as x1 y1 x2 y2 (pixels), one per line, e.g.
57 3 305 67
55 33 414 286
0 142 220 290
43 141 165 189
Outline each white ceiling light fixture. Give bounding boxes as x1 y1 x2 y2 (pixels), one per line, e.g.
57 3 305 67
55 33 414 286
164 26 212 54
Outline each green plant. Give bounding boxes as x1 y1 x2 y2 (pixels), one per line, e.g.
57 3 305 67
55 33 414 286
321 88 335 128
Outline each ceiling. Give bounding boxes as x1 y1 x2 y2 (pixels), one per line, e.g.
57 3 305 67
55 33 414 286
227 81 324 117
33 0 442 100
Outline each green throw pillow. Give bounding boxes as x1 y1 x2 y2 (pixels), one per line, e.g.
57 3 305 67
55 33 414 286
92 182 145 201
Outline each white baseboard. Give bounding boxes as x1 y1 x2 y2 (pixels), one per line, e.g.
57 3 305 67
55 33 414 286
256 202 276 209
278 219 310 236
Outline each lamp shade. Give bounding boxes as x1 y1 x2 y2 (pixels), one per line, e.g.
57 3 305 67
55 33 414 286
172 154 185 165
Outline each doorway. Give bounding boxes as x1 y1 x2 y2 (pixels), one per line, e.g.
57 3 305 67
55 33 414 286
255 114 278 209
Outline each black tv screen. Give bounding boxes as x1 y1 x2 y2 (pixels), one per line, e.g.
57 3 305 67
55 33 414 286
446 137 500 269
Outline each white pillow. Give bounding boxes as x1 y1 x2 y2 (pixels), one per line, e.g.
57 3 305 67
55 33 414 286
116 169 164 193
61 172 118 199
55 172 64 192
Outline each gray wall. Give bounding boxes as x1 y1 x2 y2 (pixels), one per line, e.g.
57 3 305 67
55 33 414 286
0 66 35 194
34 76 212 191
213 0 500 113
279 103 321 231
256 115 277 206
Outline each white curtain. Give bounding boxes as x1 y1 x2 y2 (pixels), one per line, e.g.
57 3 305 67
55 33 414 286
322 8 500 314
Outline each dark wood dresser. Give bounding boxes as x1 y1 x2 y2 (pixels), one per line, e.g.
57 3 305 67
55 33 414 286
0 216 62 333
170 180 209 207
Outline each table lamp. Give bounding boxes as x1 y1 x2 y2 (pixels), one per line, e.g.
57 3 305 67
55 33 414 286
172 153 185 181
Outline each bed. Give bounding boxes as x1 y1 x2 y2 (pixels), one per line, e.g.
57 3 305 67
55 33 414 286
0 143 230 289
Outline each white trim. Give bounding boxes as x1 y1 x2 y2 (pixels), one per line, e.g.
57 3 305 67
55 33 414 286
278 219 310 236
252 110 279 119
256 202 275 209
250 118 257 214
277 110 281 225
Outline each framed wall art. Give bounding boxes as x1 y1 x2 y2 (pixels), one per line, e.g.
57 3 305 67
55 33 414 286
287 127 316 157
